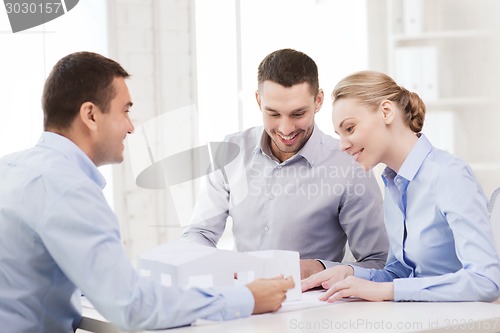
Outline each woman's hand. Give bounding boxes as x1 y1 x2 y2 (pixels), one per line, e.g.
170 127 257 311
301 265 354 292
319 276 394 302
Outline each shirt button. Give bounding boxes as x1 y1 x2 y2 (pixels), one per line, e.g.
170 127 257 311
396 178 401 183
277 165 282 169
269 194 274 200
263 226 269 232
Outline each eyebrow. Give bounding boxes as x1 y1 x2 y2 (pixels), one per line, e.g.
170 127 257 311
338 117 355 129
264 106 308 113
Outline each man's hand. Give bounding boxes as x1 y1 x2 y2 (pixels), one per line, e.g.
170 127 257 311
319 276 394 302
300 259 325 279
301 265 353 292
246 276 295 314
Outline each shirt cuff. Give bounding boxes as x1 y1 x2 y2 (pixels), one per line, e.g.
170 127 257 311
316 259 327 269
351 265 371 280
392 278 419 301
212 285 254 320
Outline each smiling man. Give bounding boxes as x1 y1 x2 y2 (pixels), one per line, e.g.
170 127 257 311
0 51 294 333
182 48 389 279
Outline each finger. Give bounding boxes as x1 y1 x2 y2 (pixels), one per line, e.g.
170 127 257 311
319 286 338 301
319 278 350 301
278 277 294 291
300 279 315 292
263 274 285 281
301 280 311 292
322 275 343 289
284 276 295 289
328 289 353 303
301 274 324 291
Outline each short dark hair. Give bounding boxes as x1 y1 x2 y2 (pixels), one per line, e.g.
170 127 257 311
42 51 130 130
257 48 319 96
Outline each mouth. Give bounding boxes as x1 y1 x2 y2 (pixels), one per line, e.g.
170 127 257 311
351 148 364 161
276 131 300 145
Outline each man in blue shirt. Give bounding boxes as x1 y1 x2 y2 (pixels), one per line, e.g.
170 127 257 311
0 51 294 332
182 49 388 279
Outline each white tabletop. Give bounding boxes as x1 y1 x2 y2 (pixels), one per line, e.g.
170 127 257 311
80 293 500 333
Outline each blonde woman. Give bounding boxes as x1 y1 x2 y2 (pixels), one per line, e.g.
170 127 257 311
301 70 500 302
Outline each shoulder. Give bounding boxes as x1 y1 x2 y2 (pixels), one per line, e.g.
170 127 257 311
0 147 99 228
425 148 473 179
314 128 358 164
422 148 483 198
320 132 340 151
2 146 94 194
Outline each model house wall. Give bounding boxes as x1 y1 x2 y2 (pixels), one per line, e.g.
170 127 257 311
137 241 302 301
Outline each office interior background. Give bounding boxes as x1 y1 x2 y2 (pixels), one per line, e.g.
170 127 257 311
1 0 499 261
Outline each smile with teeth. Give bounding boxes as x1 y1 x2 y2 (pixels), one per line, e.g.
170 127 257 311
277 132 299 143
352 148 364 159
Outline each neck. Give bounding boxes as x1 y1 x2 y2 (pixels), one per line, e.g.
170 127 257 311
270 142 294 163
46 125 97 166
385 130 419 173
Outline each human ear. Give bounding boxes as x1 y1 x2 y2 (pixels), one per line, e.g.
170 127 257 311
255 90 262 110
380 100 396 124
79 102 98 131
314 89 324 113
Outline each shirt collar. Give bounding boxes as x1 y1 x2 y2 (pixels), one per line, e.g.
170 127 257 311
254 124 320 167
37 131 106 189
382 133 433 185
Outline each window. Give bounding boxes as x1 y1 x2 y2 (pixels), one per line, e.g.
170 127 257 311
0 0 113 205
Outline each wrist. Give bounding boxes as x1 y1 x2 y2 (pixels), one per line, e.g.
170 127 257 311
383 282 394 301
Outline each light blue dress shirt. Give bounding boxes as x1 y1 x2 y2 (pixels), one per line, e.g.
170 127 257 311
354 134 500 301
182 125 388 269
0 132 253 333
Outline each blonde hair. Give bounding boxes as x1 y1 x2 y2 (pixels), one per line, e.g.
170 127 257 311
332 70 426 133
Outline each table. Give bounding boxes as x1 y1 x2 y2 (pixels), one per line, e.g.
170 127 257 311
79 294 500 333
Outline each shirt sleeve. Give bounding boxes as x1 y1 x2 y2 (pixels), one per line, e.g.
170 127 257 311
180 167 230 247
331 167 389 270
352 249 413 282
38 180 253 330
393 162 500 302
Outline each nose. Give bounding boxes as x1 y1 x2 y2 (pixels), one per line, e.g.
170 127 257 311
127 117 135 135
278 117 295 135
339 136 351 152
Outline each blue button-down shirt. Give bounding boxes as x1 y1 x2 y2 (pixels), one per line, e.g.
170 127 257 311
0 132 253 333
354 134 500 301
182 125 388 269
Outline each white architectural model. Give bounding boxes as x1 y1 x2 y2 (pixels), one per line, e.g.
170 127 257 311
137 241 302 301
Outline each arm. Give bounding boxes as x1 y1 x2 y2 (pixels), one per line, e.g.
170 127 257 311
354 249 413 283
394 163 500 302
302 252 409 301
333 167 388 269
302 249 411 291
39 181 254 330
300 259 326 279
181 167 230 247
